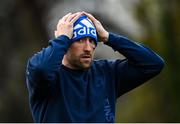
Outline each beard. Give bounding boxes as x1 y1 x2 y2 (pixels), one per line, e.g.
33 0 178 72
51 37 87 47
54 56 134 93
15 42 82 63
68 53 93 70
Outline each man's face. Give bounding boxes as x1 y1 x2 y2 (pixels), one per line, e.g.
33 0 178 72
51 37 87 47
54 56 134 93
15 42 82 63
64 37 96 70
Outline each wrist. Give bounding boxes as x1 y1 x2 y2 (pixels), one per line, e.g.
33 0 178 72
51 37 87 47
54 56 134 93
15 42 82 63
101 32 109 43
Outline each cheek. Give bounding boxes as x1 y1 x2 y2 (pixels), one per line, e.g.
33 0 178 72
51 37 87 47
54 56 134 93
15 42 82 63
68 47 82 57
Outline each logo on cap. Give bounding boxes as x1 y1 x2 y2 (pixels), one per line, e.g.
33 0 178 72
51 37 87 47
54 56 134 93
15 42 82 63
72 16 97 43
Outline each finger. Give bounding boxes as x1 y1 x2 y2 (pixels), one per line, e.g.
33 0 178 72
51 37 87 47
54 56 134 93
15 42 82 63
54 30 57 38
70 12 83 23
66 12 79 22
82 12 98 22
61 12 72 21
66 12 82 22
57 13 72 29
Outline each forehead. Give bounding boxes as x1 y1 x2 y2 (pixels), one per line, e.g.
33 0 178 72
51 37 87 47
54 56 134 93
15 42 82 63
70 37 96 48
79 37 95 41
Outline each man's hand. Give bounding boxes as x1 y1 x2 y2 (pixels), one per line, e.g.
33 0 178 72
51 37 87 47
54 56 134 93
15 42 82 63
83 12 109 43
55 12 82 39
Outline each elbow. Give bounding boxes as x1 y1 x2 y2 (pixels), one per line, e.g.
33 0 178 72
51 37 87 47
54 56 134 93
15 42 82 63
153 56 165 74
144 55 165 76
27 54 44 73
143 57 165 78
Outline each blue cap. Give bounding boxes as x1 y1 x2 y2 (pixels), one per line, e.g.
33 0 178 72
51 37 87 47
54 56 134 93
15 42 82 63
72 15 98 45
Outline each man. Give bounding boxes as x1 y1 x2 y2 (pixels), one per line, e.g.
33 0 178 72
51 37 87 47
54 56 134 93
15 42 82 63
26 12 164 122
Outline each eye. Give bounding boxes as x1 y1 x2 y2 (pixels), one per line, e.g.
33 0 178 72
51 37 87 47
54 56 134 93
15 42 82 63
78 39 84 43
89 38 96 45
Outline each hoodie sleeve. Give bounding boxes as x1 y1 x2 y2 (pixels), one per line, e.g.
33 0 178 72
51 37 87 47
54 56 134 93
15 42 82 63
26 35 71 98
105 33 165 98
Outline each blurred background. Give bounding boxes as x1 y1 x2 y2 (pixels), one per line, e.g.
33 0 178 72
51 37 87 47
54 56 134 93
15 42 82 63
0 0 179 122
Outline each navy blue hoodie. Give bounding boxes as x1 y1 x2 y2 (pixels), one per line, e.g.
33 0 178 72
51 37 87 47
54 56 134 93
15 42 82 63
26 33 164 122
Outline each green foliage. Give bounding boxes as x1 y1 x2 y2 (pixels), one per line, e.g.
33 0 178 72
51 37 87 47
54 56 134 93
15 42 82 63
0 0 179 122
116 0 180 122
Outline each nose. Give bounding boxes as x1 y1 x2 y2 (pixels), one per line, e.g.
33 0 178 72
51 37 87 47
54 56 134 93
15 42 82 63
83 39 94 52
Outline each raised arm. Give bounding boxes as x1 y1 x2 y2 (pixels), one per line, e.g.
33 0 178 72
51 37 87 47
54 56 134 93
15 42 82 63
26 12 82 97
84 12 164 97
106 33 164 97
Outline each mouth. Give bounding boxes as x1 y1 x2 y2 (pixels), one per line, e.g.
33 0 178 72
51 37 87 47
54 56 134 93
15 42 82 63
80 54 92 61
